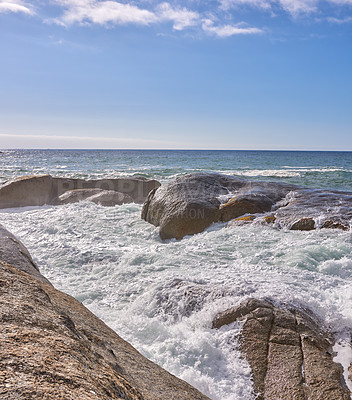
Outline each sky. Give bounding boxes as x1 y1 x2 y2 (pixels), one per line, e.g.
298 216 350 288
0 0 351 150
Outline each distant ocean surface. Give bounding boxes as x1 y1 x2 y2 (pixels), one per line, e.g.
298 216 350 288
1 149 352 399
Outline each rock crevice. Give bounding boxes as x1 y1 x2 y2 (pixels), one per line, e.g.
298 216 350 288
213 298 351 400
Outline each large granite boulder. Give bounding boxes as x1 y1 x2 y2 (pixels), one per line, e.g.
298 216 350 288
213 298 351 400
0 175 160 209
141 174 291 240
142 173 352 239
0 175 53 209
0 232 209 400
142 174 293 239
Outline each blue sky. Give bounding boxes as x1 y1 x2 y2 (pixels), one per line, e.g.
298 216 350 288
0 0 351 150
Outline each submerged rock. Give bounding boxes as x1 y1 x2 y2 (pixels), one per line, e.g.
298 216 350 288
213 298 351 400
0 175 160 209
142 173 352 239
0 231 209 400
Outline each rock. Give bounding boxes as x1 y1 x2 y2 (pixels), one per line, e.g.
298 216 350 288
154 279 236 322
322 220 349 231
226 215 256 227
290 217 315 231
0 242 209 399
58 188 105 204
87 190 133 207
58 189 133 206
142 174 291 240
142 173 352 239
0 224 50 285
213 298 350 400
0 174 53 209
0 175 160 209
264 215 276 224
220 194 274 222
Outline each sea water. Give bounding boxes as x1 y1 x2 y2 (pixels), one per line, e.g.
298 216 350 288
0 149 352 399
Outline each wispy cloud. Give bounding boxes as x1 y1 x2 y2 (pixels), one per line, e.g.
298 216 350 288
50 0 263 37
220 0 319 15
52 0 157 26
202 19 263 36
220 0 272 10
0 0 33 14
3 0 351 38
327 15 352 23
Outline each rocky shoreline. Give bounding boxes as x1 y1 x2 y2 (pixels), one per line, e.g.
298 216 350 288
1 173 352 399
142 173 352 239
0 223 209 400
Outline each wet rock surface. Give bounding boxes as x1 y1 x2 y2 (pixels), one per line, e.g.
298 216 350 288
0 248 209 399
0 174 160 208
142 173 352 239
213 298 351 400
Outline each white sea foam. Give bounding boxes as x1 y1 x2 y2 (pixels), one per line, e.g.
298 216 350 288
1 202 352 399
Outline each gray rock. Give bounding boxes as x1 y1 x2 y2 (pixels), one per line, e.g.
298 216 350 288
213 298 351 400
142 173 352 239
87 190 133 207
0 175 160 209
58 188 105 204
141 174 292 240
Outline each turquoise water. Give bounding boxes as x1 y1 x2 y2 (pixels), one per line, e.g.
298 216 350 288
0 149 352 399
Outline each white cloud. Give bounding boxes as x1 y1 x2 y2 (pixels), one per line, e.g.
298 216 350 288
220 0 272 10
157 2 200 30
278 0 317 15
0 0 33 14
327 15 352 23
53 0 158 26
202 18 263 36
220 0 319 15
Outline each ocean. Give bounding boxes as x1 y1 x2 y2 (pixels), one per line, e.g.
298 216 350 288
1 149 352 399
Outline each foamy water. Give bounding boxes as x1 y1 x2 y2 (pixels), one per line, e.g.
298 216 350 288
1 149 352 399
1 201 352 399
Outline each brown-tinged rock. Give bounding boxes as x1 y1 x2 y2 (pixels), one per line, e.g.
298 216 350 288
290 217 316 231
0 261 209 400
322 220 349 231
220 195 273 222
0 224 50 285
212 298 350 400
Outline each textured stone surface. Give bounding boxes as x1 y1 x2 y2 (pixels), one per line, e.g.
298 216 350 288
0 174 53 209
142 174 291 240
213 298 351 400
0 175 160 209
0 224 50 285
0 261 209 400
290 217 316 231
220 194 273 222
142 173 352 239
